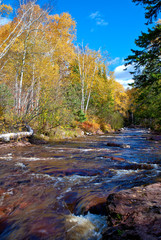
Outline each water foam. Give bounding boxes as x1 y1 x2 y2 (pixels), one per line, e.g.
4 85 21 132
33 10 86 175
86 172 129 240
66 212 107 240
20 157 64 161
0 153 13 161
15 162 26 169
112 169 141 178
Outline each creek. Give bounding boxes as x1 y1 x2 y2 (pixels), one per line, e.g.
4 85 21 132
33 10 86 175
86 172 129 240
0 128 161 240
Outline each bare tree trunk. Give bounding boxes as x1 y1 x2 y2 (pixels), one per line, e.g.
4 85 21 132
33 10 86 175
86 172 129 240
18 43 27 115
77 46 85 113
31 62 35 110
85 66 97 114
85 84 92 114
81 75 85 113
15 71 19 113
36 79 41 108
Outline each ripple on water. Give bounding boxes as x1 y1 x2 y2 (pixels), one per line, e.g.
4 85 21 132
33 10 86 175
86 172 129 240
111 169 142 178
0 153 13 161
0 128 160 240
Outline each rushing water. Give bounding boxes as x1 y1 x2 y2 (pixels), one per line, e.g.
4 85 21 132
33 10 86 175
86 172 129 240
0 128 161 240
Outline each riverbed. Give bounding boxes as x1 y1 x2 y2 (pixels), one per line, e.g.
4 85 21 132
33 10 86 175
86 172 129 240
0 128 161 239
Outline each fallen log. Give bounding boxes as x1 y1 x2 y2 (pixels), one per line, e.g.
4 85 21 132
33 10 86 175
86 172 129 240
0 125 33 142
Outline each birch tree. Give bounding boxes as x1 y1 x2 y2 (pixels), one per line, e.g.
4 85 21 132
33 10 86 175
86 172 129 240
76 45 101 114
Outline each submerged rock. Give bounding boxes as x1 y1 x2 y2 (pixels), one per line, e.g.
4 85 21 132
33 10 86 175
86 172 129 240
111 157 125 162
147 135 161 141
103 183 161 240
107 142 130 148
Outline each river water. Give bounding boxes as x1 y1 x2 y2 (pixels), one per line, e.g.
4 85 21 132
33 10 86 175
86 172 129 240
0 128 161 240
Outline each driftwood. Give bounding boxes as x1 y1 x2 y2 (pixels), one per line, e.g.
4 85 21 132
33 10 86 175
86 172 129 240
0 125 33 142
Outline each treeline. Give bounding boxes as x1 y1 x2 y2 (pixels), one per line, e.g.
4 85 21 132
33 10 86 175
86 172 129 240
0 1 129 135
125 0 161 131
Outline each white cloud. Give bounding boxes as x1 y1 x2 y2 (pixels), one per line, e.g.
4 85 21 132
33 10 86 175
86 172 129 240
89 11 101 19
114 64 134 89
96 19 108 26
0 17 11 25
89 11 108 27
108 57 120 66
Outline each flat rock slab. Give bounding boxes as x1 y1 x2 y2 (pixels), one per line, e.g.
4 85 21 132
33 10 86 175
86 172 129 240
103 183 161 240
0 140 31 149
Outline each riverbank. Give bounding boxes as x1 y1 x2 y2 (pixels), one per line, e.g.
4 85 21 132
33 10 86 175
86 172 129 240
33 121 113 142
1 125 160 150
0 120 114 147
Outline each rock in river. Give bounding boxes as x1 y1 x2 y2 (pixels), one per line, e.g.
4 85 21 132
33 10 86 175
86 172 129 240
107 142 130 148
102 182 161 240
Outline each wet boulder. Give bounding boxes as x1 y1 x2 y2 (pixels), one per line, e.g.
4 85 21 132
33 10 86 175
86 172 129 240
107 142 130 148
111 157 125 161
84 197 107 215
102 183 161 240
147 135 161 141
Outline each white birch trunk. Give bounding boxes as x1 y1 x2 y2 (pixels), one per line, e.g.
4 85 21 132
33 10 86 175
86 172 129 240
15 71 18 113
77 47 85 113
85 65 97 114
18 45 27 115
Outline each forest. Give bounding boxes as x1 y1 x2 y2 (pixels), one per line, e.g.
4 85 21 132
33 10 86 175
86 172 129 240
0 0 160 140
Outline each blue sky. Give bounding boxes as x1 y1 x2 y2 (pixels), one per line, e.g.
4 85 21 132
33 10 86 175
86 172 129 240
57 0 146 60
56 0 152 88
0 0 156 88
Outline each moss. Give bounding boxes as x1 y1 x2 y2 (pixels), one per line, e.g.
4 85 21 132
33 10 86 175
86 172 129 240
116 213 122 220
110 212 123 225
48 127 84 140
117 229 124 236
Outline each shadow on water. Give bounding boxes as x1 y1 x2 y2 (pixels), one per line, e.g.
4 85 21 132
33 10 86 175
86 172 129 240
0 128 161 239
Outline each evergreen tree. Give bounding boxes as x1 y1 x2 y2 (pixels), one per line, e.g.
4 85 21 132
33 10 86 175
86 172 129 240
125 1 161 129
125 22 161 88
132 0 161 24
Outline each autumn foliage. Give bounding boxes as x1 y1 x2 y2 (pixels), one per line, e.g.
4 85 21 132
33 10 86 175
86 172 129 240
0 1 129 135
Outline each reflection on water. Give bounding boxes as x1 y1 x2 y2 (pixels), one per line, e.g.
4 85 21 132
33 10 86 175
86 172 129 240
0 128 161 239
